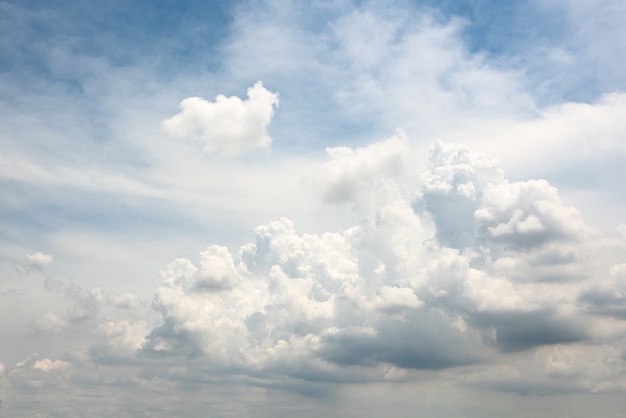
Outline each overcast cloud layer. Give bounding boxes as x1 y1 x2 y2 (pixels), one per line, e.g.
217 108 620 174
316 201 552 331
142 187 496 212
2 0 626 417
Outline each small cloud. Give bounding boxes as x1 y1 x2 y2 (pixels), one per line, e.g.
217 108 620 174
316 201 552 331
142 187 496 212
32 358 70 372
194 246 239 291
162 81 279 156
33 312 65 332
0 288 23 297
28 252 53 268
17 252 53 274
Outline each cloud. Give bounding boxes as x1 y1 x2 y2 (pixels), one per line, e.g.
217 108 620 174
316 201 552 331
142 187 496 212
475 179 587 250
309 129 411 218
162 81 279 156
3 1 626 415
16 252 53 274
108 291 143 310
32 358 70 372
89 320 147 362
33 312 65 332
131 136 626 395
326 8 537 134
194 246 240 291
418 140 504 248
4 133 625 406
8 357 72 389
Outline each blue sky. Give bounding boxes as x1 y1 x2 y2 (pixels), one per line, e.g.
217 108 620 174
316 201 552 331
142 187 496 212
2 0 626 416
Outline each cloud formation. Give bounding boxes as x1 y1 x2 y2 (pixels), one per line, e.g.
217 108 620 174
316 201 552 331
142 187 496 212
16 252 53 274
162 81 279 156
2 132 626 415
125 138 626 394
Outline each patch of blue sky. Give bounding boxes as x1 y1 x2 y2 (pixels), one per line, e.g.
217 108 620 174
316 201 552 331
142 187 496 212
415 1 552 53
0 0 236 88
406 1 626 103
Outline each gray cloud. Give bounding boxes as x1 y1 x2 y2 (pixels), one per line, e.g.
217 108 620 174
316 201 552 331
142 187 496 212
124 138 625 396
469 310 588 352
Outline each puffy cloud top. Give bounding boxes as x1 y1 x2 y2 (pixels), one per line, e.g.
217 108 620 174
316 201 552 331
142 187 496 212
476 179 587 250
418 141 504 248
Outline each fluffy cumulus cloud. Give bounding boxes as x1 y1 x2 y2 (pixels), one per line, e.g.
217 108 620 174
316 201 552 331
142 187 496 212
162 81 279 156
3 134 626 414
418 141 504 249
125 137 626 392
4 137 617 397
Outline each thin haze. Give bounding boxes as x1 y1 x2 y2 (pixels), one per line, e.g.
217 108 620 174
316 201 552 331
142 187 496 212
1 0 626 417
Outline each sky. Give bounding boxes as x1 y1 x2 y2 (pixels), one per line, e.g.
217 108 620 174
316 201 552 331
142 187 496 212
1 0 626 416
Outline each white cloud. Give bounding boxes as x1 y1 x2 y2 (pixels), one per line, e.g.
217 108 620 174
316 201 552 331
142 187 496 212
467 92 626 185
162 81 279 156
418 140 504 248
132 136 626 393
89 320 147 361
8 357 72 389
327 9 536 135
420 141 504 199
27 252 53 268
32 358 70 372
194 246 240 291
108 291 143 310
310 130 411 215
17 252 53 274
475 179 588 250
375 286 423 313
